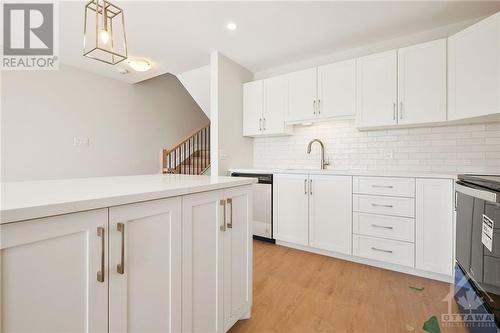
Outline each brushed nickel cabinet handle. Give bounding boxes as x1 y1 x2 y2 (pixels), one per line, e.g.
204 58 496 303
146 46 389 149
304 179 307 195
117 223 125 274
97 226 105 283
371 203 394 208
371 224 394 230
318 99 321 115
263 118 266 131
371 247 393 254
227 198 233 229
313 100 316 115
220 199 227 231
310 179 313 195
372 185 394 189
393 102 397 121
399 102 403 119
259 118 262 131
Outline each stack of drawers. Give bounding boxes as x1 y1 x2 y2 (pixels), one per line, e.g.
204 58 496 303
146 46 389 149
352 176 416 267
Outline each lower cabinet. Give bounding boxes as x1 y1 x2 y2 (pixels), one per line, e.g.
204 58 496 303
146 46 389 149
0 187 252 333
108 197 182 333
309 175 352 254
274 173 352 254
182 186 252 333
0 209 109 333
415 178 454 276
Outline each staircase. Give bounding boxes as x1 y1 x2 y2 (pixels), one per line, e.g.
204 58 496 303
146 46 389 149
162 124 210 175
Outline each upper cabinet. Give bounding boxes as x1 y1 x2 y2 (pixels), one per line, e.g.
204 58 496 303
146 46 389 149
398 39 447 125
317 59 356 119
243 75 291 137
287 68 318 122
448 12 500 121
356 50 398 128
356 39 447 128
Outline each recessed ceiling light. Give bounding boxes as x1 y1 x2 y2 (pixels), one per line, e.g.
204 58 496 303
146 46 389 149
226 22 237 31
127 58 152 72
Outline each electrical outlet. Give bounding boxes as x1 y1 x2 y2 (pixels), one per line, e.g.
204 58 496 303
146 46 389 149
380 149 393 159
73 137 90 147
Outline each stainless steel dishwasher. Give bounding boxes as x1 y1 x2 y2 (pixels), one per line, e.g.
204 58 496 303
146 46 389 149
231 172 274 243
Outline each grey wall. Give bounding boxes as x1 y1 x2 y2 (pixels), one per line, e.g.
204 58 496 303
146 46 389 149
1 64 209 181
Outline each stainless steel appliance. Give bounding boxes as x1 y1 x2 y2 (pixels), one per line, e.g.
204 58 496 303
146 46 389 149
455 175 500 331
231 172 274 243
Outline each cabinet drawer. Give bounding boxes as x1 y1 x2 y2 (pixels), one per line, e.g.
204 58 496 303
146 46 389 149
353 194 415 218
353 177 415 197
353 235 415 267
353 213 415 242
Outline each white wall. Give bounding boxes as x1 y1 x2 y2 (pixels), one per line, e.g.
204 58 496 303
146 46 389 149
177 65 211 118
254 120 500 174
1 64 209 181
210 52 254 176
255 18 479 80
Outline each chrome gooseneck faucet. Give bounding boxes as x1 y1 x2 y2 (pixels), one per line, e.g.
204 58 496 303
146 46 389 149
307 139 329 170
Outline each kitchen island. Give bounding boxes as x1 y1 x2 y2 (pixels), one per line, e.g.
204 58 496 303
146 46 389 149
0 174 256 333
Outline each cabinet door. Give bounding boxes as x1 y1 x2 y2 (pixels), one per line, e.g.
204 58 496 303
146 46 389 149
448 12 500 120
109 197 182 333
309 175 352 254
182 190 225 333
398 39 447 125
263 75 288 135
416 178 454 276
0 210 108 333
274 173 309 245
317 59 356 119
356 50 397 128
287 68 317 122
243 80 263 136
223 186 252 331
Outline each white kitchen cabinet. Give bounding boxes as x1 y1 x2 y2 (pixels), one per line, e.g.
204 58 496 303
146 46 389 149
223 186 252 331
243 80 263 136
0 209 108 333
182 186 252 333
415 178 454 276
108 198 182 333
243 76 290 137
356 50 398 128
309 174 352 254
398 39 447 125
274 173 309 245
448 12 500 120
287 68 318 122
317 59 356 119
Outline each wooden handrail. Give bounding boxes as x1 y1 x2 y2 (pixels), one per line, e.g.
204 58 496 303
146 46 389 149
164 123 210 154
162 122 210 175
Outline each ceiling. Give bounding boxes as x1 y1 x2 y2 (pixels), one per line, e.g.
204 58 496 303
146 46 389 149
58 1 500 84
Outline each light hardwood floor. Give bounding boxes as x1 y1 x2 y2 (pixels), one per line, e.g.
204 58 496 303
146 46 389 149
230 240 467 333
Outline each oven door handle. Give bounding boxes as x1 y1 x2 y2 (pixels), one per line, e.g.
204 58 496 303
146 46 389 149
456 183 499 203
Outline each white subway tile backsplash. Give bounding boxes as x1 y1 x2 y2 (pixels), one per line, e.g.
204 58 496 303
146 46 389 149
253 120 500 174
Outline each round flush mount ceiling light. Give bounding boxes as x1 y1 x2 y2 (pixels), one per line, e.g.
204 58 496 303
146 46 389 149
127 58 152 72
226 22 237 31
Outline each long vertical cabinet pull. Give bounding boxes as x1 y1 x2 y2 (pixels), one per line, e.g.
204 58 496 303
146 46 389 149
399 102 403 119
313 100 316 115
117 223 125 274
310 179 313 195
97 226 105 282
317 100 321 115
219 200 227 231
393 102 397 121
304 179 308 194
227 198 233 229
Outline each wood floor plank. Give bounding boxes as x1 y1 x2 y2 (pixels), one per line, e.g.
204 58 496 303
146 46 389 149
229 240 469 333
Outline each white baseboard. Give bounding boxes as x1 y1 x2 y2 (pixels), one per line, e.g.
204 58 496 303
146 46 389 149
276 240 453 283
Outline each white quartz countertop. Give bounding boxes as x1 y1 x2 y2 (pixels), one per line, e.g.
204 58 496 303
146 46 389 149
1 174 256 224
229 168 458 179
